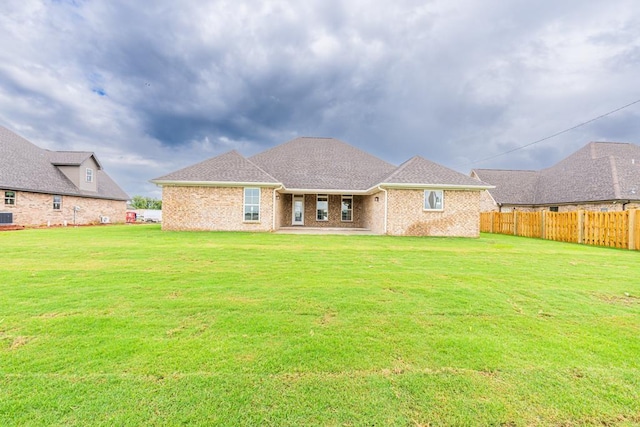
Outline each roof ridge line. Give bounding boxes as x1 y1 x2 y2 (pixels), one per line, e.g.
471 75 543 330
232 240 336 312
380 156 418 182
609 155 622 199
243 155 281 185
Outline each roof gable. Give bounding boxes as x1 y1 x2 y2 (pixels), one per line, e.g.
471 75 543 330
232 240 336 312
384 156 490 188
153 150 280 184
48 151 102 169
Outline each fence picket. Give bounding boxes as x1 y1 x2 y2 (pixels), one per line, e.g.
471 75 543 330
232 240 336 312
480 209 638 251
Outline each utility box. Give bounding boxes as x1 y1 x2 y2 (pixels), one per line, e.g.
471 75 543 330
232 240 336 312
0 212 12 224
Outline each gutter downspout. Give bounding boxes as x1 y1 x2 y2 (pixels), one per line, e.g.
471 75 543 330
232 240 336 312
273 186 283 231
377 186 388 235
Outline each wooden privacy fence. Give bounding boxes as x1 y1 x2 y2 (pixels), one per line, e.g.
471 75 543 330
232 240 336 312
480 210 639 250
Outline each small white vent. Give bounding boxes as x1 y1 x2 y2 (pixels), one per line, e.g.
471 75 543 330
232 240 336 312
100 216 110 224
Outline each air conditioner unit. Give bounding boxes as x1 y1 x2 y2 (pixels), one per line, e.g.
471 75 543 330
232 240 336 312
100 216 110 224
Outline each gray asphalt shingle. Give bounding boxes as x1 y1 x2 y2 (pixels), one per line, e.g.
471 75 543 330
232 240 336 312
154 136 492 191
249 137 397 191
383 156 489 187
473 142 640 205
153 150 280 184
1 126 129 201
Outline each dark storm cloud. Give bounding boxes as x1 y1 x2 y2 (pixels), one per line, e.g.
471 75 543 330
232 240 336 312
1 0 640 197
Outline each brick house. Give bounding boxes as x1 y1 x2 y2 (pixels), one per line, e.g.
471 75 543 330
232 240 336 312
0 126 129 226
152 137 492 236
471 141 640 213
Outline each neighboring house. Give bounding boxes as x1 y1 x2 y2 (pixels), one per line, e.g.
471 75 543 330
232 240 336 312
0 126 129 226
151 137 492 236
471 141 640 212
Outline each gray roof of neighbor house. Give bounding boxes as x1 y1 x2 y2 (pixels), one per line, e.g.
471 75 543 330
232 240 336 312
153 136 491 192
471 169 539 204
49 151 103 168
473 142 640 205
0 126 129 201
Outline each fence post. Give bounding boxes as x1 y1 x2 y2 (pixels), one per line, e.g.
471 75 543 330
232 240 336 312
490 211 494 233
513 211 518 236
629 209 637 250
577 210 585 244
541 210 546 240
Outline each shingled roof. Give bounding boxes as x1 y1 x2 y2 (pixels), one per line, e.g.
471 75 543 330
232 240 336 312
473 142 640 205
153 137 491 192
0 126 129 201
383 156 488 188
470 169 539 205
49 151 102 168
249 137 397 191
153 150 279 185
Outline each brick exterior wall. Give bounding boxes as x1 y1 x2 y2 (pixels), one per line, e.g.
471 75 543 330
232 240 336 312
161 185 276 231
278 194 366 228
0 190 126 226
160 186 484 236
362 191 386 234
386 189 481 237
479 190 498 212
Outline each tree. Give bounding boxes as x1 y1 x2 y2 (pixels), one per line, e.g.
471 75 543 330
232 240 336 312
130 195 162 210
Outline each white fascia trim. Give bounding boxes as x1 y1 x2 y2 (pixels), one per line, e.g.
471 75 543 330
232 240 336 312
375 183 495 191
282 188 370 195
150 180 282 188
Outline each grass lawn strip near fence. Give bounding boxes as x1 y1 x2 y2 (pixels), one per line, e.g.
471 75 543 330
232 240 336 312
1 226 639 426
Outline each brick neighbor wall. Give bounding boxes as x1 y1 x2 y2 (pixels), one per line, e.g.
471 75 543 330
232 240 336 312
496 202 640 213
161 185 276 231
386 189 481 237
1 190 125 226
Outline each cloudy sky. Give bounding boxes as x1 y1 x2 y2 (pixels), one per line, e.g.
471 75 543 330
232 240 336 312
2 0 640 198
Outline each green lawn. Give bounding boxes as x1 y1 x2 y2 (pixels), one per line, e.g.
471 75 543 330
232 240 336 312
1 225 639 426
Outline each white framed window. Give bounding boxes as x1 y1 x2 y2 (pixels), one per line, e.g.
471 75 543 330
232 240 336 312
86 168 93 183
244 188 260 221
53 195 62 210
316 195 328 221
341 195 353 222
4 191 15 205
424 190 443 211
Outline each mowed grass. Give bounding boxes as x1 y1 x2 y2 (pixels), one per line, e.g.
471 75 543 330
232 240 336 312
1 225 639 426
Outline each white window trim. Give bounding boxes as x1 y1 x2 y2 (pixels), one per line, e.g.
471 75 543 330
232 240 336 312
424 190 444 211
86 168 94 183
4 191 16 206
316 194 328 221
341 195 353 222
53 195 62 211
243 187 260 222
